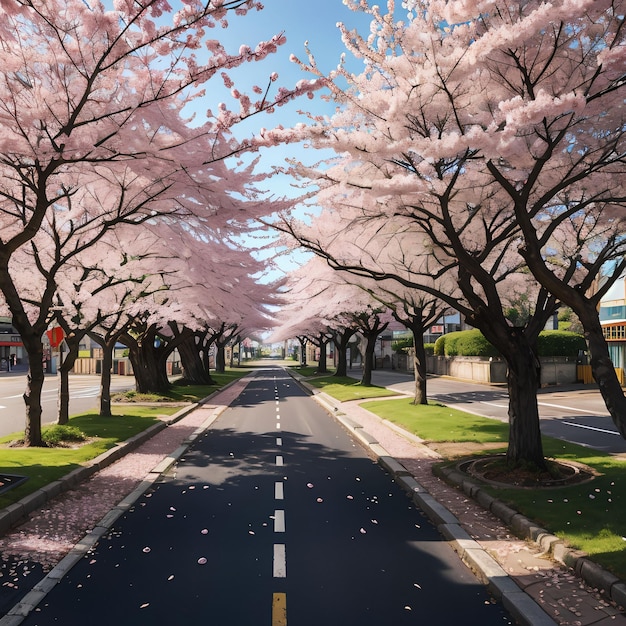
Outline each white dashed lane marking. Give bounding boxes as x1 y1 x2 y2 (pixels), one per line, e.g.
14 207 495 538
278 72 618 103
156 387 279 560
273 544 286 578
274 510 285 533
275 482 284 500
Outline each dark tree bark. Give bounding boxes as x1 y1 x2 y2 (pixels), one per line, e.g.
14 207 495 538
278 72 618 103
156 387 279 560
331 326 358 377
519 244 626 439
122 327 170 393
89 328 128 417
215 342 227 373
351 312 388 387
100 340 115 416
57 339 80 425
361 330 378 386
23 342 46 446
579 309 626 438
502 331 544 467
176 329 216 385
309 331 330 374
411 332 428 406
297 336 308 366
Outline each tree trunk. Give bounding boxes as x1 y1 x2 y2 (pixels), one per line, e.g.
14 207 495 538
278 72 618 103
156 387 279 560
316 338 328 374
126 333 170 393
361 332 378 386
57 341 80 425
580 310 626 438
100 340 115 416
24 344 45 446
503 338 546 469
216 344 226 373
178 334 213 384
412 330 428 405
299 338 307 366
332 328 357 377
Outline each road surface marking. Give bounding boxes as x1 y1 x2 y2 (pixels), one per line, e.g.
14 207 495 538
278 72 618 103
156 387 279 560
276 455 284 466
480 401 509 408
273 544 286 577
272 593 287 626
276 437 282 446
276 406 280 412
275 482 284 500
562 421 619 435
274 509 285 532
538 402 609 417
276 422 281 430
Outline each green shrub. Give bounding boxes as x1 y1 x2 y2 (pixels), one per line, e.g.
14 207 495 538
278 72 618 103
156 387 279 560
537 330 586 356
424 343 435 356
392 338 413 353
42 424 87 446
432 328 585 357
433 335 444 355
434 329 498 357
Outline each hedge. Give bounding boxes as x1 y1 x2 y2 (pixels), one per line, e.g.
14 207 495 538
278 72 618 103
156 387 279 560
434 329 586 357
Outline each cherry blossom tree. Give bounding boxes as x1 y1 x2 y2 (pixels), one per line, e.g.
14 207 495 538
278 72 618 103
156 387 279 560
275 0 594 468
367 280 448 405
0 0 320 445
271 256 393 384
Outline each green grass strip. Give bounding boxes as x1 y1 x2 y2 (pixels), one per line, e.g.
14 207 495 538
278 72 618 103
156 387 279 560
306 375 400 401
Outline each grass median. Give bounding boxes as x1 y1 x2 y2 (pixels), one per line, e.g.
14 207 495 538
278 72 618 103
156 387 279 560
362 397 626 581
291 366 400 401
0 371 250 509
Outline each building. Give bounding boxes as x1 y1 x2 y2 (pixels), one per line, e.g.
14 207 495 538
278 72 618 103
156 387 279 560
0 317 25 371
600 275 626 375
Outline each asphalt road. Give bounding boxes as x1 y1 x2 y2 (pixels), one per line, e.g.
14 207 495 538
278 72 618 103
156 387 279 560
350 368 626 455
0 373 134 437
19 367 512 625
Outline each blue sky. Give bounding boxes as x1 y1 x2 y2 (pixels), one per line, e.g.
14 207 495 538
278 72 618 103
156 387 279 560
203 1 376 274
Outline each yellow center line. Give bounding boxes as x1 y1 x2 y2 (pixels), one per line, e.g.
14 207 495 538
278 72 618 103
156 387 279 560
272 592 287 626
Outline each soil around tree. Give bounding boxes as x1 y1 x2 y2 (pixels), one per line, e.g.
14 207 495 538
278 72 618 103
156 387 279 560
459 453 597 489
428 441 597 488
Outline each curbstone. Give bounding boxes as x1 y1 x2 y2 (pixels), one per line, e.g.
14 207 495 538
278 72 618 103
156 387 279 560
378 455 411 477
39 480 65 500
354 429 379 445
536 531 561 554
15 490 46 512
395 475 426 495
0 503 25 530
578 558 621 591
368 443 390 458
9 590 47 616
31 576 60 595
413 492 459 526
62 466 94 488
489 499 519 525
474 487 496 510
0 614 28 626
501 591 557 626
462 547 507 585
96 507 125 530
611 582 626 610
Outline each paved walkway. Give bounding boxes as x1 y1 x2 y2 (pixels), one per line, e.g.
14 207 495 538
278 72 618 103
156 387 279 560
0 371 624 625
